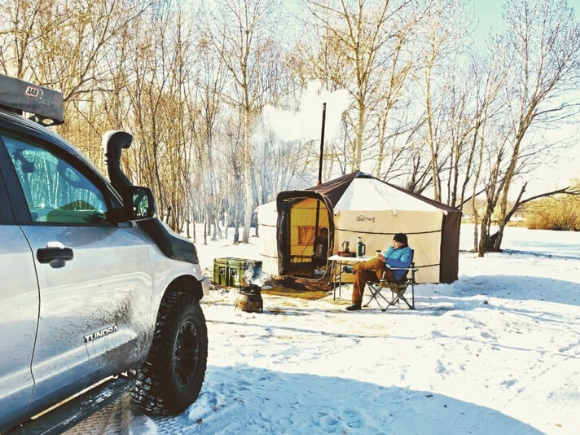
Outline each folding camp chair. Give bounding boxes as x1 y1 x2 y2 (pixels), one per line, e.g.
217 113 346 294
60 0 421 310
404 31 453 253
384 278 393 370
364 251 418 311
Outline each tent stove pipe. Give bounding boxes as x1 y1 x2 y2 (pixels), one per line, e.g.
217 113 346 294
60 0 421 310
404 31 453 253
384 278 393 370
314 103 327 250
317 102 326 186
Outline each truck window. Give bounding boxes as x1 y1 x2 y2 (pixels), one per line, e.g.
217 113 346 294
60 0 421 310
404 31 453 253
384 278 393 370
3 135 109 225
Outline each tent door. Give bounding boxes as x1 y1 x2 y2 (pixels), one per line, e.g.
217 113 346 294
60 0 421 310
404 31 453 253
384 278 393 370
286 198 330 279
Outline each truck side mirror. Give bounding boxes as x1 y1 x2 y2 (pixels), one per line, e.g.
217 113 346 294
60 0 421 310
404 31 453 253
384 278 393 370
118 186 156 221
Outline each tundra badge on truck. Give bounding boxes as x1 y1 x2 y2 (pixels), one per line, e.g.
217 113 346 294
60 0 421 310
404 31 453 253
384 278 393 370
84 325 119 342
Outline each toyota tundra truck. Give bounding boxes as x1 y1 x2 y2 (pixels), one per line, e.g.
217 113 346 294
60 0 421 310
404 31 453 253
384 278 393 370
0 74 210 433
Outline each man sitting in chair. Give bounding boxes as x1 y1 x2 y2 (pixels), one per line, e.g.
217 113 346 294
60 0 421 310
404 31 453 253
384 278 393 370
342 233 412 311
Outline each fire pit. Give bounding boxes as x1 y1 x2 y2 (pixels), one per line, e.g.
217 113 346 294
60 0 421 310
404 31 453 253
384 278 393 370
235 284 263 313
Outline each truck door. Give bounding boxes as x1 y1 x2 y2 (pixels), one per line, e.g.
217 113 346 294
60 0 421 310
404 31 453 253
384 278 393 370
0 166 40 433
1 132 154 413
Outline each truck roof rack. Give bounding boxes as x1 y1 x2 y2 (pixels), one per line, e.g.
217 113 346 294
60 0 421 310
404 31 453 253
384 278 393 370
0 74 64 126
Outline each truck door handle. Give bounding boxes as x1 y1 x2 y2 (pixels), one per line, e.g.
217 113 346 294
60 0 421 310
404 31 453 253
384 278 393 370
37 242 74 264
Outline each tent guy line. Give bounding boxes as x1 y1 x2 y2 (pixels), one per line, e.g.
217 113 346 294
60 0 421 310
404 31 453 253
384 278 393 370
333 228 443 236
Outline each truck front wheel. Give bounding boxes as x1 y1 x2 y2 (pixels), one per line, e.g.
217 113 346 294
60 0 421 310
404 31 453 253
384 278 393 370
129 292 208 415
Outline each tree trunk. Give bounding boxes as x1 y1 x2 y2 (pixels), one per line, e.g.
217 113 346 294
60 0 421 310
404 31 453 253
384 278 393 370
242 110 253 243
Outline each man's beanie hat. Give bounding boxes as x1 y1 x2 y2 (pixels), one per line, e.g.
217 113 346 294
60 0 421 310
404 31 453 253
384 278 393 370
394 233 408 244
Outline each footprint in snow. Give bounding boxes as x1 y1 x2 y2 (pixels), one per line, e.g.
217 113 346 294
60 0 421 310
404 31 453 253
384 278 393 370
341 408 362 428
502 379 516 388
319 413 340 428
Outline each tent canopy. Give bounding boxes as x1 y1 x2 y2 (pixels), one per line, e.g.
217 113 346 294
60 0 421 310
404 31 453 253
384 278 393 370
257 171 461 284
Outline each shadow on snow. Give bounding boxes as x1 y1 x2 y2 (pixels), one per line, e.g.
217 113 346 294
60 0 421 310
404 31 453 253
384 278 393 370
131 365 548 435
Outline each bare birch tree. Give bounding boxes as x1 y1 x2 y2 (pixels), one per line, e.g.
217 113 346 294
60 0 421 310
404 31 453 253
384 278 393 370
413 0 472 202
480 0 580 254
119 0 198 231
189 30 229 244
300 0 418 172
0 0 154 168
202 0 283 243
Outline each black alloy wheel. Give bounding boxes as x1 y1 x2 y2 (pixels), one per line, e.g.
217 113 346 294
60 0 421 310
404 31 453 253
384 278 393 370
129 292 208 416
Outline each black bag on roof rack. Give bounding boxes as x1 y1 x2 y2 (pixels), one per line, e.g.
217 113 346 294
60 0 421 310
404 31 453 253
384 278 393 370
0 74 64 125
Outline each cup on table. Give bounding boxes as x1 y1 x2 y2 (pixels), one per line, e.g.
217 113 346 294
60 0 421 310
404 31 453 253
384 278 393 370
375 249 382 257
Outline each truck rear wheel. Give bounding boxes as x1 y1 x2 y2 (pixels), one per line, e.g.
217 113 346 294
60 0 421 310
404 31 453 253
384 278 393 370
129 292 208 415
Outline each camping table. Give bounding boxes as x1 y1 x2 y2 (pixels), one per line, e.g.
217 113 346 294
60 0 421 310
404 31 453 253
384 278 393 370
328 255 374 300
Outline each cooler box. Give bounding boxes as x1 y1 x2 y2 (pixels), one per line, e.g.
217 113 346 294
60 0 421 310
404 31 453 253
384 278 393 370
213 257 231 286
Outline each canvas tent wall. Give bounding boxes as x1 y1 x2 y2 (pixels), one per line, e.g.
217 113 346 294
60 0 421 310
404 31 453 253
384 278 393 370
257 171 461 284
257 200 279 275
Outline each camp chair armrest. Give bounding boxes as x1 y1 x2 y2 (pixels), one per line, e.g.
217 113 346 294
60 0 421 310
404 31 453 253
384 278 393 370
388 267 418 271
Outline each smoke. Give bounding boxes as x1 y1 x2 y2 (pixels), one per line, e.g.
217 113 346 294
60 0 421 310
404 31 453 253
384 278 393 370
245 263 265 286
261 81 351 142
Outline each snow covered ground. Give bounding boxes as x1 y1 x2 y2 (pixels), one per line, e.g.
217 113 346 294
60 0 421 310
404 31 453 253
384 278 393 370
130 225 580 435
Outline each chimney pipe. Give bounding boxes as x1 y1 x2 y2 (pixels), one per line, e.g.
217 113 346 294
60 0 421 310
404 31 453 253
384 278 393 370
317 103 326 185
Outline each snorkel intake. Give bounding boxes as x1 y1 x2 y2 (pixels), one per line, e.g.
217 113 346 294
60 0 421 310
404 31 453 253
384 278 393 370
103 131 199 265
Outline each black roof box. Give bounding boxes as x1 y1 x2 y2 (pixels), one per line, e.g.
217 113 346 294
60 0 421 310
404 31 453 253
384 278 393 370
0 74 64 125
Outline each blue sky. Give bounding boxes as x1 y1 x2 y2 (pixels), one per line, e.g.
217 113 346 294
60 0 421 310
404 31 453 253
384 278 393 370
473 0 580 38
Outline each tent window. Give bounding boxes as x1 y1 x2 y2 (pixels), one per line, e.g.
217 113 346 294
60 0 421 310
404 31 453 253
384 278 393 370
297 226 315 246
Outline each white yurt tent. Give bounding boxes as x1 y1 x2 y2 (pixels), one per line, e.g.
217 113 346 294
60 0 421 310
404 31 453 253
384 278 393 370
257 171 461 284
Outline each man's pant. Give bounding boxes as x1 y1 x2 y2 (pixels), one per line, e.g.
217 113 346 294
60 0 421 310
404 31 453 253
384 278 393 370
351 258 395 306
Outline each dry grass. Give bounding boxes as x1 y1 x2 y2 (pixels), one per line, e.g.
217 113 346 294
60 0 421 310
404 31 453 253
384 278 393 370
524 195 580 231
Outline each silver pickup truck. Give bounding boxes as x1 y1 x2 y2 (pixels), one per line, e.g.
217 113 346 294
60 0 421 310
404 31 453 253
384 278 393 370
0 75 210 433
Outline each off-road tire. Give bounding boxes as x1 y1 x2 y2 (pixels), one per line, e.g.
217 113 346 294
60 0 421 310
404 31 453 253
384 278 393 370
129 292 208 415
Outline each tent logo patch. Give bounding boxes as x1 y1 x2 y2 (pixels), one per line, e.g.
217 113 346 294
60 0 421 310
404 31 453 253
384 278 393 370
356 215 375 223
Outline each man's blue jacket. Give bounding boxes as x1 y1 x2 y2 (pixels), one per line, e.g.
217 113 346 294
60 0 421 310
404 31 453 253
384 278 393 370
384 245 413 282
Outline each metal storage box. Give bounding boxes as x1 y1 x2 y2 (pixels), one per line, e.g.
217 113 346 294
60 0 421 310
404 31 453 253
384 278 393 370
213 257 231 286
